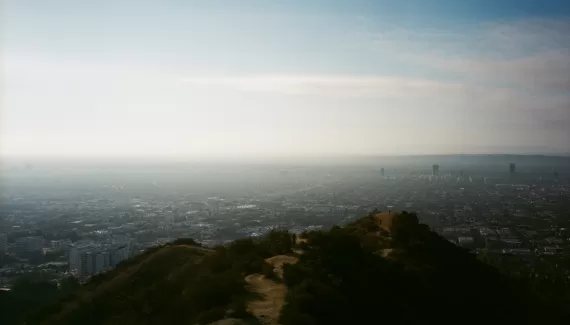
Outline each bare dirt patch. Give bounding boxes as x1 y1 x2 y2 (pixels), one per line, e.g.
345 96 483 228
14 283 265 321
374 212 397 233
244 255 299 325
265 255 299 279
245 274 286 325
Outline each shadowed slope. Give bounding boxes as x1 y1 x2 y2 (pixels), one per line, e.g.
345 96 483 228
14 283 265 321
34 213 562 325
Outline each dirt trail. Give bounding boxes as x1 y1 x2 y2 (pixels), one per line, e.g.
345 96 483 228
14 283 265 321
264 255 298 279
245 274 285 325
245 255 298 325
244 214 396 324
373 212 399 258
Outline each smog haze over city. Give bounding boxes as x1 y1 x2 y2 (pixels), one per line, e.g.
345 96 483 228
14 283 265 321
1 1 570 324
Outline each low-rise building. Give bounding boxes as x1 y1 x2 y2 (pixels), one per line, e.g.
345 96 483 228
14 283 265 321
14 236 44 256
0 233 7 254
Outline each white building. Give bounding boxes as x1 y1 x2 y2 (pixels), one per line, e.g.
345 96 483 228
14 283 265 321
70 242 130 277
457 236 475 247
70 244 97 277
70 243 108 277
51 239 72 251
94 251 111 274
110 245 129 267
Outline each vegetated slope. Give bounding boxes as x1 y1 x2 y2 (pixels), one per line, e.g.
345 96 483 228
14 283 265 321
35 243 216 325
0 275 79 325
280 212 559 325
35 233 296 325
35 213 562 325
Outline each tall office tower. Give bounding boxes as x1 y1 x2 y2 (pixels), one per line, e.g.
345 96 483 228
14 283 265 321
459 170 464 177
554 171 559 179
207 197 221 215
380 168 385 176
432 164 440 176
509 163 516 174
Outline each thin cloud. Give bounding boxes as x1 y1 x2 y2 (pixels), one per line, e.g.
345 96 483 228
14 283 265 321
432 50 570 91
396 18 570 92
485 18 570 54
179 74 568 115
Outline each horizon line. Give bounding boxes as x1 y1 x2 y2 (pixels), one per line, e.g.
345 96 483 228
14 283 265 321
3 152 570 161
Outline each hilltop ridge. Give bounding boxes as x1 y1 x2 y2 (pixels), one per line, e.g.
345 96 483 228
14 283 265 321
30 212 562 325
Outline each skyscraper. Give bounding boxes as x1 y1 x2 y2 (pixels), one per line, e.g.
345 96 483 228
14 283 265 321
207 197 221 215
432 164 440 176
509 163 516 174
380 168 385 176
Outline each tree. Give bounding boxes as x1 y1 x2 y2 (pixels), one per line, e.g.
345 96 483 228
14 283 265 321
171 238 202 247
265 229 294 256
391 212 420 246
60 277 80 297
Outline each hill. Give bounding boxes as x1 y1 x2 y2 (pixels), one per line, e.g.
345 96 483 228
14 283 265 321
29 213 565 325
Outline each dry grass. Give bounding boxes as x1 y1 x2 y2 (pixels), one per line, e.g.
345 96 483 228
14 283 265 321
206 318 252 325
374 212 397 233
295 237 308 244
291 249 304 255
381 248 394 258
265 255 299 279
245 274 286 325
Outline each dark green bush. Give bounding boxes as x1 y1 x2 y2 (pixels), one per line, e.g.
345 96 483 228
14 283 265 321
196 307 226 325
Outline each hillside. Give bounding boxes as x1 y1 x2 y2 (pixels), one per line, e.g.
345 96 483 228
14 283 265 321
31 213 563 325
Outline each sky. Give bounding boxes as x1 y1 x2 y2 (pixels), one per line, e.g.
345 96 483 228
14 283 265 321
2 0 570 158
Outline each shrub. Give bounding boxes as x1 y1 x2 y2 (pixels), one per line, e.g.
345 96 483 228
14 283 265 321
262 261 276 279
196 307 226 324
171 238 202 247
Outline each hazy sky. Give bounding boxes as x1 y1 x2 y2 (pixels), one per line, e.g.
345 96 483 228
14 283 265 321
2 0 570 157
